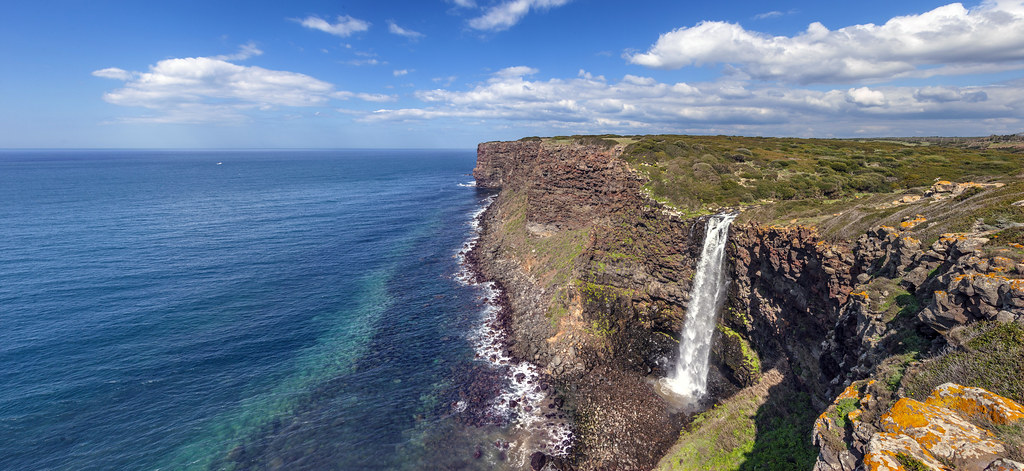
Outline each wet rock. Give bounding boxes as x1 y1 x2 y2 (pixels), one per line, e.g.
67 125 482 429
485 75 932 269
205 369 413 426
530 451 548 470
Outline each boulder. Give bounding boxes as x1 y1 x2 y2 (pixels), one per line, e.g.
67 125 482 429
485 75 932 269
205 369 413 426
924 383 1024 425
880 397 1005 471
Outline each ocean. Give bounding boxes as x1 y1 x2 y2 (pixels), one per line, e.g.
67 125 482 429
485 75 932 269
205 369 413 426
0 150 563 470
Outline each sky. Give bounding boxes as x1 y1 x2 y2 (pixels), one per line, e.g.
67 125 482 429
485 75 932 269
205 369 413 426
2 0 1024 148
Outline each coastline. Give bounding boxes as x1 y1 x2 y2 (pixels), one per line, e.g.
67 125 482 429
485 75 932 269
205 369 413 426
459 189 573 470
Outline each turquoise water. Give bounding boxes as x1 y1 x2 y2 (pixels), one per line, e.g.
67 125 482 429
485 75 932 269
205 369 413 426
0 150 514 470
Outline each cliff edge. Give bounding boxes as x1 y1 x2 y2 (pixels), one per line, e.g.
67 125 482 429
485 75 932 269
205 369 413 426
469 136 1024 471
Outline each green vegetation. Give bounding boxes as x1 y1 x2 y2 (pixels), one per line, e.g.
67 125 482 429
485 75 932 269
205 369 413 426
739 390 819 470
830 397 860 429
875 353 919 395
659 396 760 470
578 282 634 338
617 135 1024 214
895 452 930 471
904 322 1024 403
659 379 817 471
992 421 1024 462
719 324 761 385
863 277 923 324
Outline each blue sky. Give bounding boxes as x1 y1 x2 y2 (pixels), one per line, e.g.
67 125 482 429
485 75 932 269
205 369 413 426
2 0 1024 148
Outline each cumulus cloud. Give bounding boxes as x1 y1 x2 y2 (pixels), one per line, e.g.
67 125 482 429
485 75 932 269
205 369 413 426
468 0 572 31
627 1 1024 84
365 66 1024 136
847 87 887 107
91 50 375 123
298 15 370 37
394 69 410 77
388 21 424 39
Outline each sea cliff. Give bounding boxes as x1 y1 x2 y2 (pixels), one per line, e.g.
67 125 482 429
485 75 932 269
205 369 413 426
469 136 1024 470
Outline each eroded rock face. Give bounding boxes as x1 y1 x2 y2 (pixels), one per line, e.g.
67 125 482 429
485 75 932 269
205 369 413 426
475 141 645 231
815 382 1024 471
729 224 855 403
471 141 699 469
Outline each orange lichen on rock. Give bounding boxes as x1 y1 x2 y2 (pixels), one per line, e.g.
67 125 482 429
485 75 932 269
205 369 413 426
899 216 928 230
925 383 1024 426
881 397 1005 469
817 383 862 424
863 433 950 471
851 291 870 300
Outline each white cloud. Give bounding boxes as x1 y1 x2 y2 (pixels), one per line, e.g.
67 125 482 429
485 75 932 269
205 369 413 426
92 67 134 80
364 66 1024 136
847 87 887 107
298 15 370 37
451 0 476 7
394 69 410 77
347 58 383 66
355 93 397 102
433 75 458 87
93 52 356 123
212 42 262 61
753 11 783 20
388 21 424 39
494 65 538 78
914 86 988 103
468 0 572 31
627 1 1024 84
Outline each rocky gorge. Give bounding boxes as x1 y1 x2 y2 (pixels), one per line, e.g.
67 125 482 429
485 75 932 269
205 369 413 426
467 136 1024 470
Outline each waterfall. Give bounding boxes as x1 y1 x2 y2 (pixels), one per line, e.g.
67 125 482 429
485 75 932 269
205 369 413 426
663 213 737 403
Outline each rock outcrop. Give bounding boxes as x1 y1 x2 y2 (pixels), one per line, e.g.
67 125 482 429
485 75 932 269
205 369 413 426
469 139 1024 470
814 382 1024 471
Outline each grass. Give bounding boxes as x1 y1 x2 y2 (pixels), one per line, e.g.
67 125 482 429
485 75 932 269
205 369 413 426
659 396 760 470
904 322 1024 403
739 388 818 470
659 373 818 471
992 421 1024 462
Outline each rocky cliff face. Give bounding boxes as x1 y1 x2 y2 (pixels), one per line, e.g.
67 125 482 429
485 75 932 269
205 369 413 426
470 139 1024 470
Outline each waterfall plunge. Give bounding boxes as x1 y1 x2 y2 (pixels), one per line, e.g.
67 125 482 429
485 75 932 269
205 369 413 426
662 213 737 404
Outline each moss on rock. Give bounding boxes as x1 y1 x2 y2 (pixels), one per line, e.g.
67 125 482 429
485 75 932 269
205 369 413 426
718 324 762 387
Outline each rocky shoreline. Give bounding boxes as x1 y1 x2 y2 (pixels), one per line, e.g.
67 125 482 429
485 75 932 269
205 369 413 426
459 191 575 470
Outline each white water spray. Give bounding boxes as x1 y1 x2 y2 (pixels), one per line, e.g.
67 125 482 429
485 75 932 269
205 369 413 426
663 213 736 403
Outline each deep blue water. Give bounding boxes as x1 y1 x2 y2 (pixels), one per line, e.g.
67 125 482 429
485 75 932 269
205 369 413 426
0 150 506 470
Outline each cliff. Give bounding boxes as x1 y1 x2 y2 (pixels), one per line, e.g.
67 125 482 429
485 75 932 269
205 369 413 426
469 137 1024 470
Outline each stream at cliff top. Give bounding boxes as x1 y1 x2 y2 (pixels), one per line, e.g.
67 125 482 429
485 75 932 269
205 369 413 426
0 150 554 470
662 213 737 408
